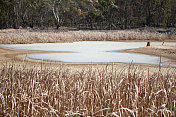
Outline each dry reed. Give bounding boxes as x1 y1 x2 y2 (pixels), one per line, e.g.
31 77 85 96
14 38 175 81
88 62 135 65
0 63 175 117
0 29 175 44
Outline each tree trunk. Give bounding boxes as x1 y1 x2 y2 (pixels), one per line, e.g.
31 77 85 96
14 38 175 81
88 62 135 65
56 23 60 29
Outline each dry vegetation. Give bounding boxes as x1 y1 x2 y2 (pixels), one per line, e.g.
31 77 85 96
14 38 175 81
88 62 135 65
0 64 175 117
0 29 175 44
0 29 176 117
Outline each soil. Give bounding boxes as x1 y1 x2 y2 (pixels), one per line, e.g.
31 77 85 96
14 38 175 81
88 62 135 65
114 45 176 60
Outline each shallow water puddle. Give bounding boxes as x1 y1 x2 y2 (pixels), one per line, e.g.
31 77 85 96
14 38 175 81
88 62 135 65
1 41 176 66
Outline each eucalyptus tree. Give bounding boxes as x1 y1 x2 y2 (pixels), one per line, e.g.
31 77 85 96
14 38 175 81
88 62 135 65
95 0 118 29
161 0 175 27
0 0 16 28
0 0 6 28
45 0 64 29
170 0 176 27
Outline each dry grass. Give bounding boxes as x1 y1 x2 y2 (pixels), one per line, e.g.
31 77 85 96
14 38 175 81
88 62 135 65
0 63 175 117
0 29 175 44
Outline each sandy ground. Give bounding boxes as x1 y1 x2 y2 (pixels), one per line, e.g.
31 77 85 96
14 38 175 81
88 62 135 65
116 45 176 59
0 44 176 74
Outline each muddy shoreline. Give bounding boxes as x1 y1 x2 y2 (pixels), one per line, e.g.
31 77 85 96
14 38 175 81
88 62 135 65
0 42 176 72
0 29 176 71
114 45 176 60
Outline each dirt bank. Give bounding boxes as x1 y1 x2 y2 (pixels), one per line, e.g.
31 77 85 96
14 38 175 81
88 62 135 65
115 45 176 60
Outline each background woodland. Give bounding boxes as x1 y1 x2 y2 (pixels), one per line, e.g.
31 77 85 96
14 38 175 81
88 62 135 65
0 0 175 30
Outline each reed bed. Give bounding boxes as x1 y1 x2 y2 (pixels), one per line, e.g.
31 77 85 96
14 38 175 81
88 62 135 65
0 64 175 117
0 29 175 44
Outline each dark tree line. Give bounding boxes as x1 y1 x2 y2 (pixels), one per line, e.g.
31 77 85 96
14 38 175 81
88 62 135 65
0 0 175 30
